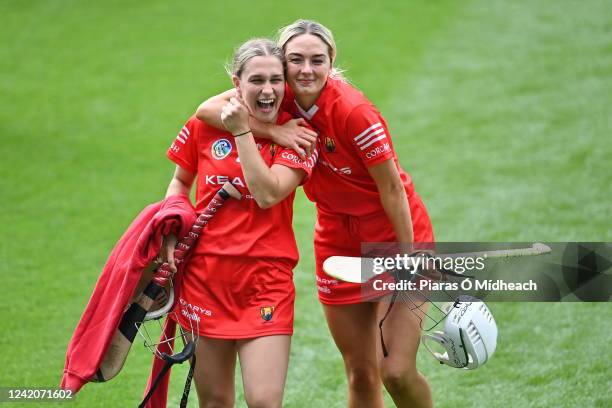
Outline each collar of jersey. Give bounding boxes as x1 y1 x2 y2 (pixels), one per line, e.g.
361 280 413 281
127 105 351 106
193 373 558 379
292 78 337 120
294 100 319 120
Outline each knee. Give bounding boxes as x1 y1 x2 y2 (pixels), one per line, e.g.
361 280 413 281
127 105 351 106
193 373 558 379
381 364 419 394
244 387 283 408
346 364 380 393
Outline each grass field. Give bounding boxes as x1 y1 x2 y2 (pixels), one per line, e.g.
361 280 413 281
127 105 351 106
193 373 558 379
1 0 610 407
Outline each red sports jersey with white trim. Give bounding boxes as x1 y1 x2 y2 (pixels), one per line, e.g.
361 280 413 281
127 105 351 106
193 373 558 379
283 78 414 217
167 111 317 264
283 79 434 304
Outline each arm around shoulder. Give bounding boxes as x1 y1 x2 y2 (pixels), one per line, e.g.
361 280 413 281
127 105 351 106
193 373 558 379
195 89 237 130
196 89 277 139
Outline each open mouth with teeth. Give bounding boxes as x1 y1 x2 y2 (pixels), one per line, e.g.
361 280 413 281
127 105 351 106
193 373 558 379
256 98 275 112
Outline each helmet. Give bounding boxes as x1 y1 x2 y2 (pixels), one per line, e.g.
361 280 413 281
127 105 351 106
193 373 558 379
422 296 497 369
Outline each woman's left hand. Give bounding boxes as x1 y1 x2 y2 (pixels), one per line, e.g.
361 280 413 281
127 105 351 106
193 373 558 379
158 233 178 273
221 96 250 136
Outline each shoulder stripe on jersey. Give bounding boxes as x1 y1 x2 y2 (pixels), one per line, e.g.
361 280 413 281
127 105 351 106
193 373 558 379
176 127 189 144
354 122 382 142
360 134 387 150
356 127 385 146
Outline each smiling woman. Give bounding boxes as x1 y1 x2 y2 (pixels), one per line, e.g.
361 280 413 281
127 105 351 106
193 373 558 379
161 38 318 407
280 33 332 110
225 42 285 122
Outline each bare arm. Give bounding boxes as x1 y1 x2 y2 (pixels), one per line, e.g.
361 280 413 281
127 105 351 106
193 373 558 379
368 159 414 245
161 165 197 272
234 134 305 208
196 89 243 130
221 96 305 208
165 165 196 197
196 89 317 158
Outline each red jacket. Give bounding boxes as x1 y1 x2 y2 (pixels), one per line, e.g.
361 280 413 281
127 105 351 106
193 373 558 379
61 195 196 398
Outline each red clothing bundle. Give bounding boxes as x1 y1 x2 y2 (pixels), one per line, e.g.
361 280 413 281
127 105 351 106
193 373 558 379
61 195 196 401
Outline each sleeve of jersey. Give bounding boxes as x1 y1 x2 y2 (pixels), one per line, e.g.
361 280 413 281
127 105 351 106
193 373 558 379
272 145 319 183
347 105 395 167
166 118 198 174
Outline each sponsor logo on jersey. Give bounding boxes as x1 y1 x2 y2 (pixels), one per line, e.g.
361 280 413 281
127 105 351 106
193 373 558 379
260 306 275 321
211 139 232 160
365 143 391 159
179 298 212 322
317 275 339 285
204 175 246 188
317 285 332 294
325 136 336 152
317 275 337 294
281 151 318 170
354 122 387 150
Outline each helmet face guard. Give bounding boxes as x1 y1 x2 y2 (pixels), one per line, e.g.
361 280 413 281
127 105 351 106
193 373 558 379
422 296 497 369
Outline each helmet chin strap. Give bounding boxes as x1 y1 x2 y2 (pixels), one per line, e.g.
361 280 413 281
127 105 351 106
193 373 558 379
457 328 470 369
378 289 399 358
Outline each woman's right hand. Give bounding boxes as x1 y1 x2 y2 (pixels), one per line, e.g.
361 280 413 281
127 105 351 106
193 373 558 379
221 97 250 136
270 118 317 159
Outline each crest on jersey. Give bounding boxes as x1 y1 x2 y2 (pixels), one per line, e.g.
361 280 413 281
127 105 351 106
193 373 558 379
260 306 275 322
211 139 232 160
269 143 277 157
325 137 336 152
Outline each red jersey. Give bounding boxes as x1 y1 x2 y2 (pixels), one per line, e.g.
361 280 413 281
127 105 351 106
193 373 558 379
282 79 434 304
283 78 415 217
166 111 317 264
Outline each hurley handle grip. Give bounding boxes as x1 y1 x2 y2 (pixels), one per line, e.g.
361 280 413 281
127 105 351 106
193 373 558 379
152 182 242 287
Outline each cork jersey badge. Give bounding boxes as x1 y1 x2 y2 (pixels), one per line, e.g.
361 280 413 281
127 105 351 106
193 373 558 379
260 306 275 322
211 139 232 160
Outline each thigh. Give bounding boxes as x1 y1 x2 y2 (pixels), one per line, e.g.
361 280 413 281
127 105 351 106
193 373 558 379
323 302 381 367
376 297 428 374
192 336 237 407
237 335 291 404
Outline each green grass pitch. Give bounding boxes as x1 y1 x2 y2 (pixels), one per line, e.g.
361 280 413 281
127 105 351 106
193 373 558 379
0 0 610 407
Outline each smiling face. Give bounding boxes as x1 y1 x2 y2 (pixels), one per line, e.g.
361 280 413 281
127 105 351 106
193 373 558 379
233 55 285 123
284 34 333 109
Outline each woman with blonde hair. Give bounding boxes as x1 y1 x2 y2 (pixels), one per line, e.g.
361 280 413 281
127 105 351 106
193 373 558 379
197 20 434 408
163 37 316 407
